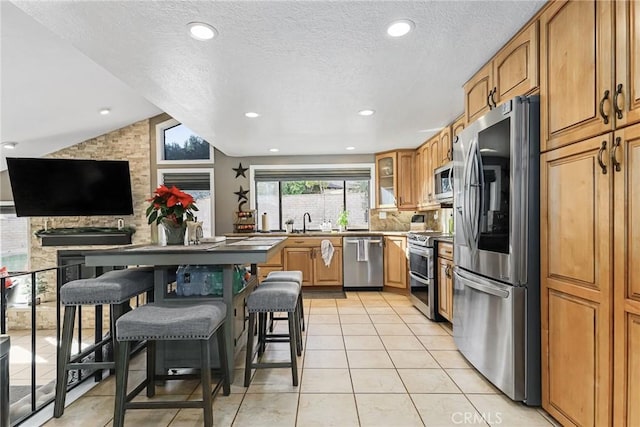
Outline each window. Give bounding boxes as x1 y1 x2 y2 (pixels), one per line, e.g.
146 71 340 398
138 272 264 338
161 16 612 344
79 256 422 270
0 204 29 272
156 119 214 164
252 165 373 231
157 169 215 237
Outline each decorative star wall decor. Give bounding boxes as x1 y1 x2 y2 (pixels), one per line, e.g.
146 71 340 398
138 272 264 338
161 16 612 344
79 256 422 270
234 186 249 201
233 162 248 178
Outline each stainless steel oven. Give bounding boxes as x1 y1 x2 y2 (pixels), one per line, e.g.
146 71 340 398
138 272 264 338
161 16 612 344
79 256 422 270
407 232 443 321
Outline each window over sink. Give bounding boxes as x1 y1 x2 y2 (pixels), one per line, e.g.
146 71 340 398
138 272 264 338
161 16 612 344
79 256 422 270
251 164 374 232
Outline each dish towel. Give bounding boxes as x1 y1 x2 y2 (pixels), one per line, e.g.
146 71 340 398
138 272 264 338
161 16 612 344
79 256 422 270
356 239 369 262
321 239 334 267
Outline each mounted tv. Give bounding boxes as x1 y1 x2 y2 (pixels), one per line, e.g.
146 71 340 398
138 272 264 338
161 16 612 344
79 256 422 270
6 157 134 217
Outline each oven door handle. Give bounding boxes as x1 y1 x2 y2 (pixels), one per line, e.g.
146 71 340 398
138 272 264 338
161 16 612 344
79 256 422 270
409 271 430 285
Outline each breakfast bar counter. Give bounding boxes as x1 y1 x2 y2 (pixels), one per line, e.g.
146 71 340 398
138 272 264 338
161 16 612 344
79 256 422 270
83 236 288 380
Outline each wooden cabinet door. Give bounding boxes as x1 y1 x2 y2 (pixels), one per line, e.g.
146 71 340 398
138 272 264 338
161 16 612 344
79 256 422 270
437 257 453 321
313 246 342 286
283 247 314 286
397 150 416 209
540 0 614 151
429 137 440 205
540 134 612 427
415 148 422 208
376 152 397 208
464 62 493 125
613 124 640 426
439 127 452 166
383 236 407 289
421 143 430 205
493 21 539 105
615 0 640 128
452 115 465 140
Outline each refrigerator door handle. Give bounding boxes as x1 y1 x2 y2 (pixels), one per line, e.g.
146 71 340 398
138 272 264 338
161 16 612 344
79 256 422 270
462 139 476 250
454 267 510 298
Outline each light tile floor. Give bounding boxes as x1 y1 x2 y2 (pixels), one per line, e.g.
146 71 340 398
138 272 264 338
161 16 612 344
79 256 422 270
21 291 560 426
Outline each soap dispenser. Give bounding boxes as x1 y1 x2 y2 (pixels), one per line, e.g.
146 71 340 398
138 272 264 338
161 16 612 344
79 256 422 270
448 213 454 235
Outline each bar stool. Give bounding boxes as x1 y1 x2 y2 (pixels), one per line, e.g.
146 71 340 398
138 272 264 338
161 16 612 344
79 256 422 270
113 302 230 427
54 267 155 417
261 270 305 332
244 282 301 387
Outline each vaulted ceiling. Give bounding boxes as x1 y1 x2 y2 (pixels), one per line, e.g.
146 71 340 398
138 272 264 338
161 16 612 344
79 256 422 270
1 0 545 171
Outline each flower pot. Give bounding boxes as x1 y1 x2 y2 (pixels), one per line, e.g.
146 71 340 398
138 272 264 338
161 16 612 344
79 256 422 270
160 220 187 245
285 224 294 233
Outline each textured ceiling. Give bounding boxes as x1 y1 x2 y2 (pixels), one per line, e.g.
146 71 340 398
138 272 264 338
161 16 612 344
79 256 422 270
2 0 545 168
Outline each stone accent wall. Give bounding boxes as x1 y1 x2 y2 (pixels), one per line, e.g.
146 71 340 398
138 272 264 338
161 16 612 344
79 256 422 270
28 119 154 305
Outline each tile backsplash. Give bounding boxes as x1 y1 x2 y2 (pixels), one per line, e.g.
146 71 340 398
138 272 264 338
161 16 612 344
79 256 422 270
369 209 444 232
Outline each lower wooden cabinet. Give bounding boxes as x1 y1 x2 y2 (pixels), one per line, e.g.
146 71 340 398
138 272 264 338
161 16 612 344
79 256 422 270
257 249 284 282
283 237 343 286
383 236 407 289
437 242 454 321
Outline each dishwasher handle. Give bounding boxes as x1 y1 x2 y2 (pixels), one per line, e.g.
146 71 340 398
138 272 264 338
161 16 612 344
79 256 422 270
344 239 382 244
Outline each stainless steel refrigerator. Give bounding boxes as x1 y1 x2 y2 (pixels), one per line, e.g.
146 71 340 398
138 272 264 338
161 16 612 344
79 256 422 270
452 95 540 406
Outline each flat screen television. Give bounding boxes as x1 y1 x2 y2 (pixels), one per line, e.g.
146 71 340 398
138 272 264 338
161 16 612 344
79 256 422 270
6 157 134 217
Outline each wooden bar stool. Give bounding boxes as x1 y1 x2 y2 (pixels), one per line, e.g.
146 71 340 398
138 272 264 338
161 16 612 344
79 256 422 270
244 282 301 387
54 267 155 418
113 302 230 427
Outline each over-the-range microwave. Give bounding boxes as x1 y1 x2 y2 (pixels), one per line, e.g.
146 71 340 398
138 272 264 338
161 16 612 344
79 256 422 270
434 163 453 202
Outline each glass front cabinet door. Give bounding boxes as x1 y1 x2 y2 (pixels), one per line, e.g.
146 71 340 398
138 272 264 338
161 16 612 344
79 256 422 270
376 152 397 208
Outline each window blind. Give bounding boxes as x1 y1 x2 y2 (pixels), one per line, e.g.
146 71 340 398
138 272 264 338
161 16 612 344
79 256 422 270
254 167 371 182
162 173 210 190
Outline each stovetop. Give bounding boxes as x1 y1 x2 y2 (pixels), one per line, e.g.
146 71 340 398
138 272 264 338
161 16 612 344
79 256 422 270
407 231 449 247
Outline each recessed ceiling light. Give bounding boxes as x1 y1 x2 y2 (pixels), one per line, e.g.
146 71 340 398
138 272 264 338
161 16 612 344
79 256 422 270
1 142 18 149
99 108 111 115
188 22 217 41
387 19 414 37
346 146 356 151
269 148 279 152
245 112 260 118
358 109 375 116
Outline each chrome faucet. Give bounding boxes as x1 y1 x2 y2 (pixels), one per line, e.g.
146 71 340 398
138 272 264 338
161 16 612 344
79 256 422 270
303 212 312 233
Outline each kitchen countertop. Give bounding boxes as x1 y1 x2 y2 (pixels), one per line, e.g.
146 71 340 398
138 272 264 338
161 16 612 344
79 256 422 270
225 231 409 238
433 235 454 243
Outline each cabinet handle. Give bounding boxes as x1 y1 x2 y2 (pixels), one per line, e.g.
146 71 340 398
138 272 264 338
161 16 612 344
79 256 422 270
611 136 622 172
597 141 608 175
399 196 403 205
599 90 610 124
614 83 624 120
486 89 493 109
490 87 497 108
445 265 452 278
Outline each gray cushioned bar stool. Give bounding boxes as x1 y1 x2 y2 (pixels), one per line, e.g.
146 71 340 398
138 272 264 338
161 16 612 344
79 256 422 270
113 302 230 427
244 282 301 387
54 267 155 418
261 270 305 332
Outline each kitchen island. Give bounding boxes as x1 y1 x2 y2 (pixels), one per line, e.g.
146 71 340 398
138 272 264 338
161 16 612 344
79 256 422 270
83 236 287 380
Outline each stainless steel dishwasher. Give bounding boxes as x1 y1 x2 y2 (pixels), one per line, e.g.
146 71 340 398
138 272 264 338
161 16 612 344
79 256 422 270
342 236 384 289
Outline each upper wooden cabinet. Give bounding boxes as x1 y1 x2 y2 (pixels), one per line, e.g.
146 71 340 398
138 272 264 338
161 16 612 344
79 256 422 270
375 150 416 209
439 126 452 166
540 0 614 151
615 0 640 129
464 62 493 125
493 21 539 105
452 115 465 141
465 20 539 125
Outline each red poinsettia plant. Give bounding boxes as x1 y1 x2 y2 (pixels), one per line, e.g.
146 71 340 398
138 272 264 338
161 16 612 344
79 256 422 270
146 185 198 226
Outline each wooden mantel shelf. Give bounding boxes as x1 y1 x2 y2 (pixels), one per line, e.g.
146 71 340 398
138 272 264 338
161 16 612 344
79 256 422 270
35 227 135 246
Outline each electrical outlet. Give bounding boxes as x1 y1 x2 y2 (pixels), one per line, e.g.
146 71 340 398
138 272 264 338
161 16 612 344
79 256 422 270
379 212 387 219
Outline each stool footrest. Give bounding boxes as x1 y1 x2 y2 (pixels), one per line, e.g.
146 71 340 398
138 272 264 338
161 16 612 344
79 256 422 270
68 361 113 371
68 336 111 363
252 362 292 369
127 401 205 410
